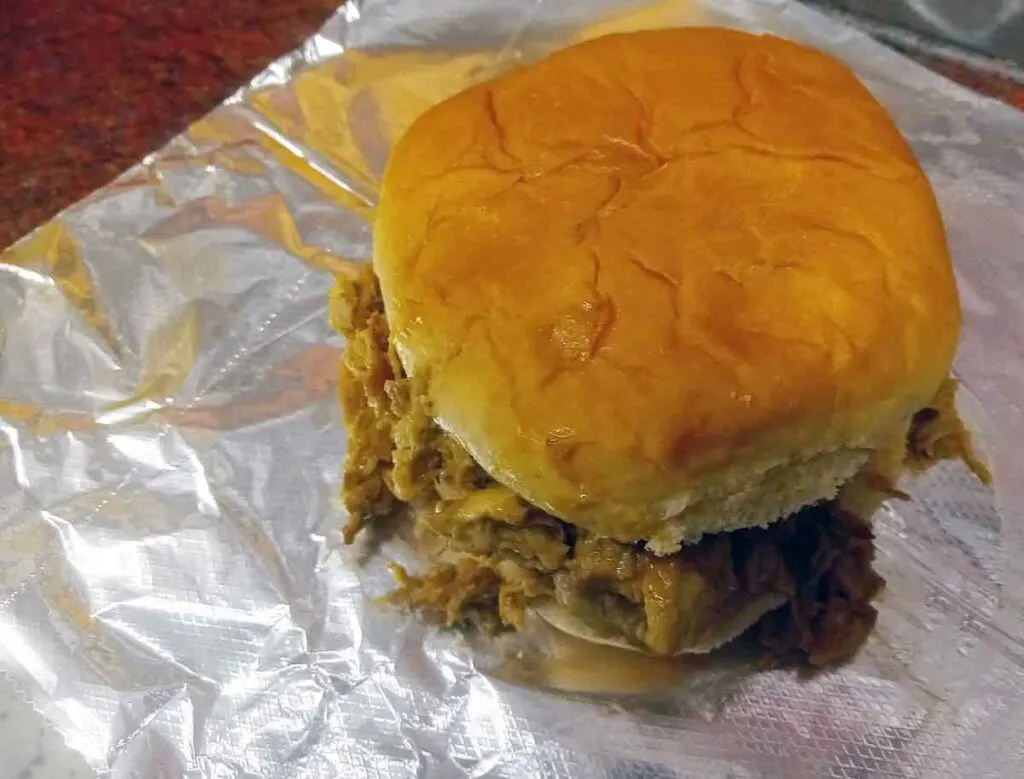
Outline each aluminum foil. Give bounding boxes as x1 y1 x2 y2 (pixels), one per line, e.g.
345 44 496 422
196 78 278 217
2 1 1024 776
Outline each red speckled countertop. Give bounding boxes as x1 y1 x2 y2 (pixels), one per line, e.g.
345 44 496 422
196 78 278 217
0 0 336 248
1 0 1021 250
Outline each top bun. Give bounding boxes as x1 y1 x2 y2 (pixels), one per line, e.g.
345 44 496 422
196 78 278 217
372 28 961 550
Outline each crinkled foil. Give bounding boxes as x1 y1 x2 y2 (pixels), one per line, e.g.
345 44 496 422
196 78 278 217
2 1 1024 776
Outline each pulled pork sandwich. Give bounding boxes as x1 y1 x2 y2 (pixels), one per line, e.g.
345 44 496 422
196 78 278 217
333 28 987 665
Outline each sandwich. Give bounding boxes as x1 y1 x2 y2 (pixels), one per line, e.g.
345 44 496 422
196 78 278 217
332 27 986 665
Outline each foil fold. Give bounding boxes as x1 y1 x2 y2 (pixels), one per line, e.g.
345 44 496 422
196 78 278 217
2 1 1024 777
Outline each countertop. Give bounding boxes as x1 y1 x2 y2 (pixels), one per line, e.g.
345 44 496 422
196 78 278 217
1 1 1022 777
0 0 336 250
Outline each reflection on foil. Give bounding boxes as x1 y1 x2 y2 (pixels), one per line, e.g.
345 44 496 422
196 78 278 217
1 1 1024 778
1 222 123 360
481 611 713 695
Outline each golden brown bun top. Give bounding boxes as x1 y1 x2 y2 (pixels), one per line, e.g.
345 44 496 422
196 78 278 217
373 28 961 542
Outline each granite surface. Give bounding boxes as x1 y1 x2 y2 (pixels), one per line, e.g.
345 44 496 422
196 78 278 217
0 0 336 250
0 1 1022 777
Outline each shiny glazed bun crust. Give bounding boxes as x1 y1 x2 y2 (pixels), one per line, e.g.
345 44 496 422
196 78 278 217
372 28 961 549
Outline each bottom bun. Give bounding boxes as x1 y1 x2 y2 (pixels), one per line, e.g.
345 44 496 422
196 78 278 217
534 593 788 656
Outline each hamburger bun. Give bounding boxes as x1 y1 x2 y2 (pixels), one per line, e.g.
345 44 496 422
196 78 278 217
534 593 787 656
372 28 961 552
